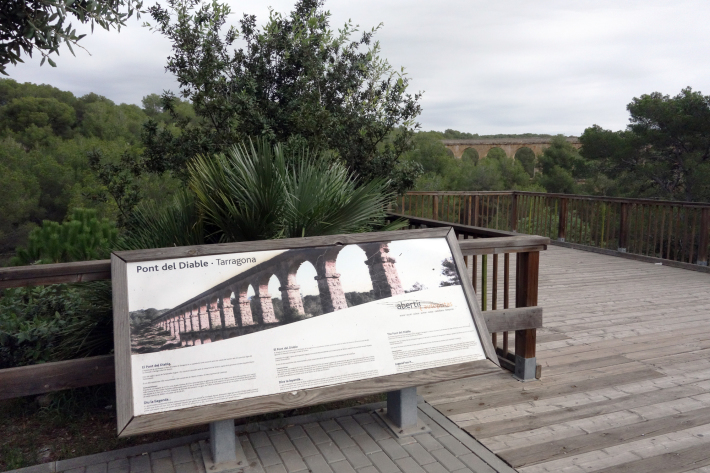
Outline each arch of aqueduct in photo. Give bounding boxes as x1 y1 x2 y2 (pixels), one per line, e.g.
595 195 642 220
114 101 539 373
442 137 581 160
151 243 404 347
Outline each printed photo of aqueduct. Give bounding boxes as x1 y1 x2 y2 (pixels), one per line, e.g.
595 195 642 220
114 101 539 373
130 241 457 354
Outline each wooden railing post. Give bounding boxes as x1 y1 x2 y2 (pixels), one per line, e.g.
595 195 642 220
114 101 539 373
698 208 709 266
511 193 518 232
473 195 480 227
433 195 439 221
618 202 630 252
558 198 568 241
514 251 539 381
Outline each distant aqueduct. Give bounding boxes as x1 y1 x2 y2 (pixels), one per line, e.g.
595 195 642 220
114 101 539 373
442 137 581 160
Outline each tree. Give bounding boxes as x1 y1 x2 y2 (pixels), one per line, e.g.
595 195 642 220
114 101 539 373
0 96 76 138
581 88 710 202
0 0 143 75
11 208 118 265
141 0 422 191
124 138 406 249
514 147 536 177
462 147 479 164
535 136 588 194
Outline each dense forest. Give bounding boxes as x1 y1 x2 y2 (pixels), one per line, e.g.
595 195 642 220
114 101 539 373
0 79 186 261
2 80 710 263
405 88 710 203
0 79 560 261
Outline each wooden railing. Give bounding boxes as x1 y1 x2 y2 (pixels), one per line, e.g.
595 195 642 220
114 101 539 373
387 213 547 380
0 225 547 400
397 191 710 266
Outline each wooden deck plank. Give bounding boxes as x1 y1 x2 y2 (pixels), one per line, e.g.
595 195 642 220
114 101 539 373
424 245 710 473
464 384 709 439
499 404 710 468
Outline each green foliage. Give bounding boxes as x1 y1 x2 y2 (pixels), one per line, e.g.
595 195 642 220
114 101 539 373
402 133 543 193
581 87 710 202
122 138 405 253
1 96 76 139
461 147 479 164
0 282 113 368
0 286 73 368
516 206 592 244
11 209 118 265
440 130 554 140
514 147 536 177
0 79 182 257
122 189 205 250
141 0 422 191
0 0 143 75
535 136 588 194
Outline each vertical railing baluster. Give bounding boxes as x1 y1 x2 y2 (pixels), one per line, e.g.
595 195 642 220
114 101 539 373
481 254 488 311
698 208 709 266
666 206 674 259
682 207 689 263
503 252 510 356
690 209 698 263
674 207 682 261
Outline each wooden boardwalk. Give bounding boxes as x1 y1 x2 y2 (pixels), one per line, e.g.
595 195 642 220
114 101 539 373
423 245 710 473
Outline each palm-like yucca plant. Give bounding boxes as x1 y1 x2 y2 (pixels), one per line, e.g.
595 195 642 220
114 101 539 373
122 189 205 250
188 139 288 242
187 138 405 243
11 139 406 367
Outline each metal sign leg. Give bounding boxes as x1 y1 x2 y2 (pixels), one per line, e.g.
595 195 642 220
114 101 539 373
210 419 238 464
376 387 431 438
200 419 255 472
387 387 418 429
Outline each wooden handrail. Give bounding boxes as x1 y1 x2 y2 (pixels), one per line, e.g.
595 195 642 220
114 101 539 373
0 259 111 289
400 191 710 266
0 222 546 396
405 190 710 209
0 307 542 400
0 355 115 400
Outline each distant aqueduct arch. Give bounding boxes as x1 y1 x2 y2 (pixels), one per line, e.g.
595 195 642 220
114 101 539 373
442 137 581 160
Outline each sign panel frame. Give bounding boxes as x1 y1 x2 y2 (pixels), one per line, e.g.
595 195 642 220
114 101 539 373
111 227 499 437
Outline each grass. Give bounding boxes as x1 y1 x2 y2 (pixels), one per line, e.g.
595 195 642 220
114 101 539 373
0 384 385 471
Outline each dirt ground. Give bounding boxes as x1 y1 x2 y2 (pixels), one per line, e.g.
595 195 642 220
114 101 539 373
0 384 385 471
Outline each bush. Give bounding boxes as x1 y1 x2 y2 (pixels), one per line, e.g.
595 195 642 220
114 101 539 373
11 208 118 265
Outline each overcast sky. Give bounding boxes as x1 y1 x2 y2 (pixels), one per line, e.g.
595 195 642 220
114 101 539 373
10 0 710 135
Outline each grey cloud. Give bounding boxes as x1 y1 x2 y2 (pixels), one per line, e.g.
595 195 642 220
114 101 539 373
10 0 710 135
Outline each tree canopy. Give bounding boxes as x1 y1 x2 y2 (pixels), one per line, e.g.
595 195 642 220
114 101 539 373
141 0 422 192
581 87 710 202
0 79 180 259
0 0 142 75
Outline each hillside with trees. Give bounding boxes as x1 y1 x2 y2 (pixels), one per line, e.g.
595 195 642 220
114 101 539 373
0 79 184 261
403 87 710 203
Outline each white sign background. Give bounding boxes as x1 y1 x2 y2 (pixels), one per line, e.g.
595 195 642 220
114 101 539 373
126 238 486 416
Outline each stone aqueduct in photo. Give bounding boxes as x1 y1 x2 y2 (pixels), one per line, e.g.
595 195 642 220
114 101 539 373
150 243 405 346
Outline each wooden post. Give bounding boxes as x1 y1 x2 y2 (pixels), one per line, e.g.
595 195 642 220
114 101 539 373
433 195 439 221
618 202 630 252
558 198 568 242
473 195 480 227
481 254 487 311
698 208 709 266
514 251 539 381
511 193 518 232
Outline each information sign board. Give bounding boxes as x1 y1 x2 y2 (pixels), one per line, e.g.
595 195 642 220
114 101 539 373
111 227 499 436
